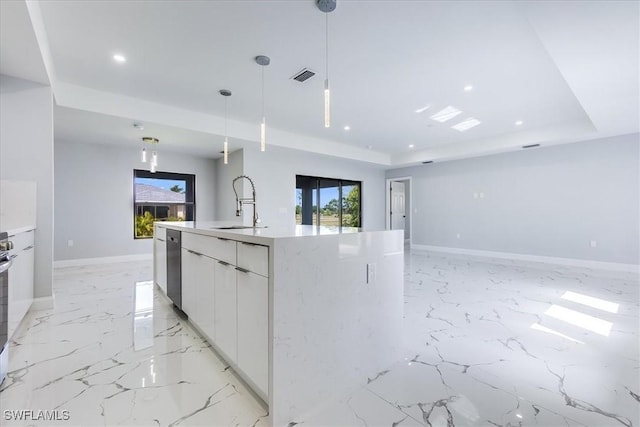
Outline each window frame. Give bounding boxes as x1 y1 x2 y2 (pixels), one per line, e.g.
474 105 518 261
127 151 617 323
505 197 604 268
133 169 196 239
295 175 362 228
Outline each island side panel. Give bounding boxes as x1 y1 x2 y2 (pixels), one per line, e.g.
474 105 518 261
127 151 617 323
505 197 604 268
270 230 404 425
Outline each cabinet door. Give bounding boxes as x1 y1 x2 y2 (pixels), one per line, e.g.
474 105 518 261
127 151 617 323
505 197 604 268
195 256 216 342
7 251 29 340
154 239 167 293
181 249 197 317
18 247 34 317
214 261 237 363
237 270 268 396
7 231 35 340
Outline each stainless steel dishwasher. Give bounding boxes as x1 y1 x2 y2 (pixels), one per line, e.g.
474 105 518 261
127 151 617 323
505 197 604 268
166 229 182 310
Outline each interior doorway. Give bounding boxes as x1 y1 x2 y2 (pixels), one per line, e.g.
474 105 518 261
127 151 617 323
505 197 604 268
385 176 412 244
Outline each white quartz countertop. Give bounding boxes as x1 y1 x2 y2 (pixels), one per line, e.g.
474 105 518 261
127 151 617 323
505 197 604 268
156 221 365 244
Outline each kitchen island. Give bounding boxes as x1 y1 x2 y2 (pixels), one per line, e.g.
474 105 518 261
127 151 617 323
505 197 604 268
153 221 404 426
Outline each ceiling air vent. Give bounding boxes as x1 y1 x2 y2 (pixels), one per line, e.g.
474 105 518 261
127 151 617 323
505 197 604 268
522 144 541 149
291 68 316 82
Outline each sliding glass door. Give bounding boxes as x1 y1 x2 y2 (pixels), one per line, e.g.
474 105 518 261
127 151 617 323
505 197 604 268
295 175 361 228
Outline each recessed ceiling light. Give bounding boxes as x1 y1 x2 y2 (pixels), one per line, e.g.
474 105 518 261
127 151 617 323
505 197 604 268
451 117 481 132
515 120 523 126
343 125 351 131
464 85 473 92
408 144 414 148
414 105 431 114
430 106 462 123
113 54 126 63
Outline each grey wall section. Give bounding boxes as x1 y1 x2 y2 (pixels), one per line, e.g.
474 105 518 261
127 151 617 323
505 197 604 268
386 134 640 265
241 145 386 230
0 82 54 298
54 140 216 261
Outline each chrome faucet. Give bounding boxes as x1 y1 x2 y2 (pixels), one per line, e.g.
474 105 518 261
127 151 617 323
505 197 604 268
232 175 260 227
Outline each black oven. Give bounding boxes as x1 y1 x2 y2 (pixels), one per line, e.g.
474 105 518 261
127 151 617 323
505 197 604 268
0 231 12 385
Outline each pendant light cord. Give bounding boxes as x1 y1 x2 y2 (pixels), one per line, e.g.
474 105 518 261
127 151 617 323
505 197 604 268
325 13 329 80
262 65 265 118
224 97 228 137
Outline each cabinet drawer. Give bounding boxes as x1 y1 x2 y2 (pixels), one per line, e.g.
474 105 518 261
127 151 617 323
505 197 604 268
154 225 167 241
182 232 237 265
8 229 35 254
237 241 268 277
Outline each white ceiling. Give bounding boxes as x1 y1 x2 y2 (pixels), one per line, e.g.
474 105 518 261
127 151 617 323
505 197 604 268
2 0 638 165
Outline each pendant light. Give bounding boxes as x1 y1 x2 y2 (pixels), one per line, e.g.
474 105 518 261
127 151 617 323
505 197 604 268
255 55 270 152
220 89 232 165
141 137 159 172
317 0 336 128
135 123 147 162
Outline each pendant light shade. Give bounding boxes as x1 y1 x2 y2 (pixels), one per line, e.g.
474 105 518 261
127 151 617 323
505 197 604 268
220 89 232 165
255 55 270 152
260 118 266 152
324 78 330 128
317 0 336 128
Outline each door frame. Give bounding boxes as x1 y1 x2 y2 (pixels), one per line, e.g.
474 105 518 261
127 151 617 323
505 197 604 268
385 176 412 245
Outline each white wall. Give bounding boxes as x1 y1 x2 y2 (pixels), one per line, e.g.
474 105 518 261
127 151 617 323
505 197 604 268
386 134 640 265
54 140 216 261
214 149 244 222
0 79 54 298
239 145 387 230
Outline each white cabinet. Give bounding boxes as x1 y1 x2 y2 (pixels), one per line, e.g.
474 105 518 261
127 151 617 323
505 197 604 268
172 229 269 399
182 232 236 265
237 242 268 277
7 229 35 340
197 257 216 342
214 260 237 363
154 236 167 294
181 248 198 318
237 268 269 396
182 248 216 342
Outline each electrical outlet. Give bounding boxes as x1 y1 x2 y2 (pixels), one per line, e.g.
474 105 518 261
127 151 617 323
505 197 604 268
367 263 376 284
67 240 74 247
473 192 479 199
456 233 461 239
479 192 485 199
590 240 597 248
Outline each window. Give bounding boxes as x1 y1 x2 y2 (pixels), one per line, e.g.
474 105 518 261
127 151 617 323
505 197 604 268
295 175 361 227
133 170 196 239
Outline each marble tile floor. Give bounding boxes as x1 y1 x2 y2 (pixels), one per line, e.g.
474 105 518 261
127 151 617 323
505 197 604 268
1 250 638 426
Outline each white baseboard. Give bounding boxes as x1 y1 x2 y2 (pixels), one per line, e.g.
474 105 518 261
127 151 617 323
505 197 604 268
31 295 54 310
411 244 639 273
54 253 153 268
